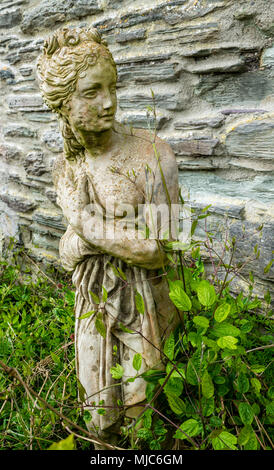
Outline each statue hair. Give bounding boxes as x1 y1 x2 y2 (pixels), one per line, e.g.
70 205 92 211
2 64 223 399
37 27 117 161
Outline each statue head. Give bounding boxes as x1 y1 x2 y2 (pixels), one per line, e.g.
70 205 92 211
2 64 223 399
37 27 117 161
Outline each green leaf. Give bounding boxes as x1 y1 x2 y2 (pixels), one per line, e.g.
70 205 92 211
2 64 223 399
168 280 192 311
238 425 253 446
119 322 134 334
217 336 238 350
193 315 209 331
214 303 231 322
95 313 106 339
77 379 87 402
164 332 175 360
166 362 186 380
137 428 153 441
78 310 96 320
166 393 186 415
264 259 273 274
50 352 60 364
212 322 240 338
250 364 265 374
116 267 126 281
142 409 153 429
135 291 145 315
197 280 216 307
89 290 100 304
133 353 142 372
212 431 237 450
210 416 222 428
236 372 249 393
102 286 108 303
186 352 206 386
201 396 215 417
173 419 201 440
162 377 184 397
266 401 274 417
202 370 214 398
251 378 261 394
48 434 75 450
244 432 258 450
110 363 124 380
239 402 254 425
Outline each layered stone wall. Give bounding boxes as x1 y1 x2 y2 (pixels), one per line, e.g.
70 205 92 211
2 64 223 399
0 0 273 299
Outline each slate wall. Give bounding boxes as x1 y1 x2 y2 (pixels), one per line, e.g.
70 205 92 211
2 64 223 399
0 0 273 300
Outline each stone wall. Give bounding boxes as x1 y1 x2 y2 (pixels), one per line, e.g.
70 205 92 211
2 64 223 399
0 0 273 299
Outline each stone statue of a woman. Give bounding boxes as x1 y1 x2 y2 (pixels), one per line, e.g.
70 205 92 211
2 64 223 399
37 27 179 447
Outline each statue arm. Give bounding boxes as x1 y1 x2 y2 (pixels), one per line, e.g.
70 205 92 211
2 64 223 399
54 144 178 270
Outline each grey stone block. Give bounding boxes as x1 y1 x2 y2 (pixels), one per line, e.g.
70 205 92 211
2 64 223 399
117 62 178 83
33 210 66 231
21 0 103 34
169 137 219 156
8 94 45 112
3 125 37 139
0 192 37 212
0 142 21 162
23 152 47 176
197 71 274 107
41 129 63 153
0 8 22 29
116 29 146 43
118 91 182 111
225 119 274 160
174 115 224 130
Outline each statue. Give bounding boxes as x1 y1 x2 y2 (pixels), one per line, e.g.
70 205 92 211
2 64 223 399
37 27 179 448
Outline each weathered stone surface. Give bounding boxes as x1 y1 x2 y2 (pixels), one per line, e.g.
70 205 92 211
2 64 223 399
169 137 219 156
41 129 63 153
0 192 37 212
197 71 274 107
121 111 170 130
0 64 15 83
191 196 245 219
184 55 245 74
149 23 219 46
25 112 56 123
21 0 103 34
179 171 274 204
23 151 46 176
5 39 43 65
229 221 274 281
0 142 22 162
32 232 60 251
174 115 224 129
19 65 33 77
261 45 274 70
116 28 146 43
32 210 66 231
3 125 36 139
118 90 182 111
0 8 22 29
45 188 57 203
8 94 46 112
164 1 225 25
225 119 274 160
117 61 178 83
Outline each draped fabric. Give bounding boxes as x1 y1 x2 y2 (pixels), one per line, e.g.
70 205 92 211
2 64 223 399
70 252 164 432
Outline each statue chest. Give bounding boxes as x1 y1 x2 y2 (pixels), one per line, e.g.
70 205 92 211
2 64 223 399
84 161 146 210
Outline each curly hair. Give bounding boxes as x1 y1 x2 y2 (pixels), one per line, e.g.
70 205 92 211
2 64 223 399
37 27 117 161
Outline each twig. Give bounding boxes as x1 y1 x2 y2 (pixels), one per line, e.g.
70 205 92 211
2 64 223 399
0 360 124 450
245 344 274 354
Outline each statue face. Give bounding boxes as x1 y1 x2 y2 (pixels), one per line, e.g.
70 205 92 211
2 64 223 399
66 58 117 136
